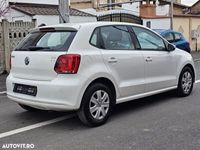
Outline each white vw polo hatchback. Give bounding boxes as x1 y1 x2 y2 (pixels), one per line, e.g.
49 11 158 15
7 22 196 126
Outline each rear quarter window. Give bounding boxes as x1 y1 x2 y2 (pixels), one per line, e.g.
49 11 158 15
90 28 99 47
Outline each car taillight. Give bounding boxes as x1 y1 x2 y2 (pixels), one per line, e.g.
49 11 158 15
54 54 81 74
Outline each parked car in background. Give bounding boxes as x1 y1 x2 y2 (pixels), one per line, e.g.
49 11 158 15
7 22 195 127
154 29 191 53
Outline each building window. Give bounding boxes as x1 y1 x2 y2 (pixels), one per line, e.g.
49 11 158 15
146 21 151 28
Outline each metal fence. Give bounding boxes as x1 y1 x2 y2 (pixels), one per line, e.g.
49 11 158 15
97 13 142 24
0 20 35 73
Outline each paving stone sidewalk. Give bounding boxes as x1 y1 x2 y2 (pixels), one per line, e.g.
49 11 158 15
0 74 7 91
191 51 200 61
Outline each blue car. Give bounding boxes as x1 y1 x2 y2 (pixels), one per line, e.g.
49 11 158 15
154 29 191 53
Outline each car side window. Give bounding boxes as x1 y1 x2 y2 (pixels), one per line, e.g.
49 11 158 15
163 32 174 43
99 26 135 50
174 33 182 42
132 26 166 51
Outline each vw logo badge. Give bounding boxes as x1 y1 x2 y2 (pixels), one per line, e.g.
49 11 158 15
25 57 30 65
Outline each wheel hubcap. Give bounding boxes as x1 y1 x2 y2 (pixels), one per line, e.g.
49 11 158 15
89 90 110 120
182 71 192 94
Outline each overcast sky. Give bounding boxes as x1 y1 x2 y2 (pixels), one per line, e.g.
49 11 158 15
8 0 199 6
181 0 198 6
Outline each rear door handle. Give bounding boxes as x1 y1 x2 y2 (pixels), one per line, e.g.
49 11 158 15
145 57 152 62
108 57 118 63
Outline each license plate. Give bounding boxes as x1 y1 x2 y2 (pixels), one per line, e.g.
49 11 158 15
13 84 37 96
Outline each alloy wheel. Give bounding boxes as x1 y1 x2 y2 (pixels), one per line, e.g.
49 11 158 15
89 90 110 120
181 71 192 94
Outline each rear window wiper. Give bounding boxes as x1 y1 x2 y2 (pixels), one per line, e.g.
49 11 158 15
14 48 29 51
28 46 51 51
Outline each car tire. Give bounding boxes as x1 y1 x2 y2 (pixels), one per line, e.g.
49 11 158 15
177 66 194 97
78 83 115 127
18 104 39 111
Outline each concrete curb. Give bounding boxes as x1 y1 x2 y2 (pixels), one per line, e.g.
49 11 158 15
194 59 200 62
0 91 6 95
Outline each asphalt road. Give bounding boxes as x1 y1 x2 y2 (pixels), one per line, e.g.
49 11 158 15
0 61 200 150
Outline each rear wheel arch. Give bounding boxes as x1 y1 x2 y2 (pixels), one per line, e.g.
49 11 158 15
84 77 117 104
78 78 117 126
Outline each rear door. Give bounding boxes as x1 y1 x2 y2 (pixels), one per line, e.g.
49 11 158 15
132 26 177 92
11 29 76 81
92 25 145 98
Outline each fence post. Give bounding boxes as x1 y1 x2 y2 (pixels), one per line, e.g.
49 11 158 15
32 19 37 27
2 19 10 72
0 22 4 74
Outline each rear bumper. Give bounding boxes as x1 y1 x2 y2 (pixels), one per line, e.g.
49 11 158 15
7 95 75 111
6 74 87 111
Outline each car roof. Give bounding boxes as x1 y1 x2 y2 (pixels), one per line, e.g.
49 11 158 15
153 29 169 34
153 29 182 35
30 22 145 32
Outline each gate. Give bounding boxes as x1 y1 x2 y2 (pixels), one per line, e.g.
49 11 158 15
97 13 142 24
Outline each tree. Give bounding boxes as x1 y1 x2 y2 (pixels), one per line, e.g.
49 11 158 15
0 0 11 17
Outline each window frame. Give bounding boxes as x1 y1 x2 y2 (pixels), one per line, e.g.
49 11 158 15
89 25 137 51
131 26 168 52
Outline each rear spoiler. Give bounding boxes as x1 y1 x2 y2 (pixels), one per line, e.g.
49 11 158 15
30 25 79 33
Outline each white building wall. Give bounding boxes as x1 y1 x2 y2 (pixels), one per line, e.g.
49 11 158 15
3 9 32 22
122 2 140 16
33 15 60 26
34 15 96 26
156 5 170 16
69 16 97 23
143 18 171 29
82 2 140 17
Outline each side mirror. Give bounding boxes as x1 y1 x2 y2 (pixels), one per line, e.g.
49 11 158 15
167 43 176 52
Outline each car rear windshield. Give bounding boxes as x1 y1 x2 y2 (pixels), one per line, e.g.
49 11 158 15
15 31 77 51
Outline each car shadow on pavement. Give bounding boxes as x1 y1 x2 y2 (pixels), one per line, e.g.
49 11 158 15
112 90 177 118
41 90 181 130
4 89 193 131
